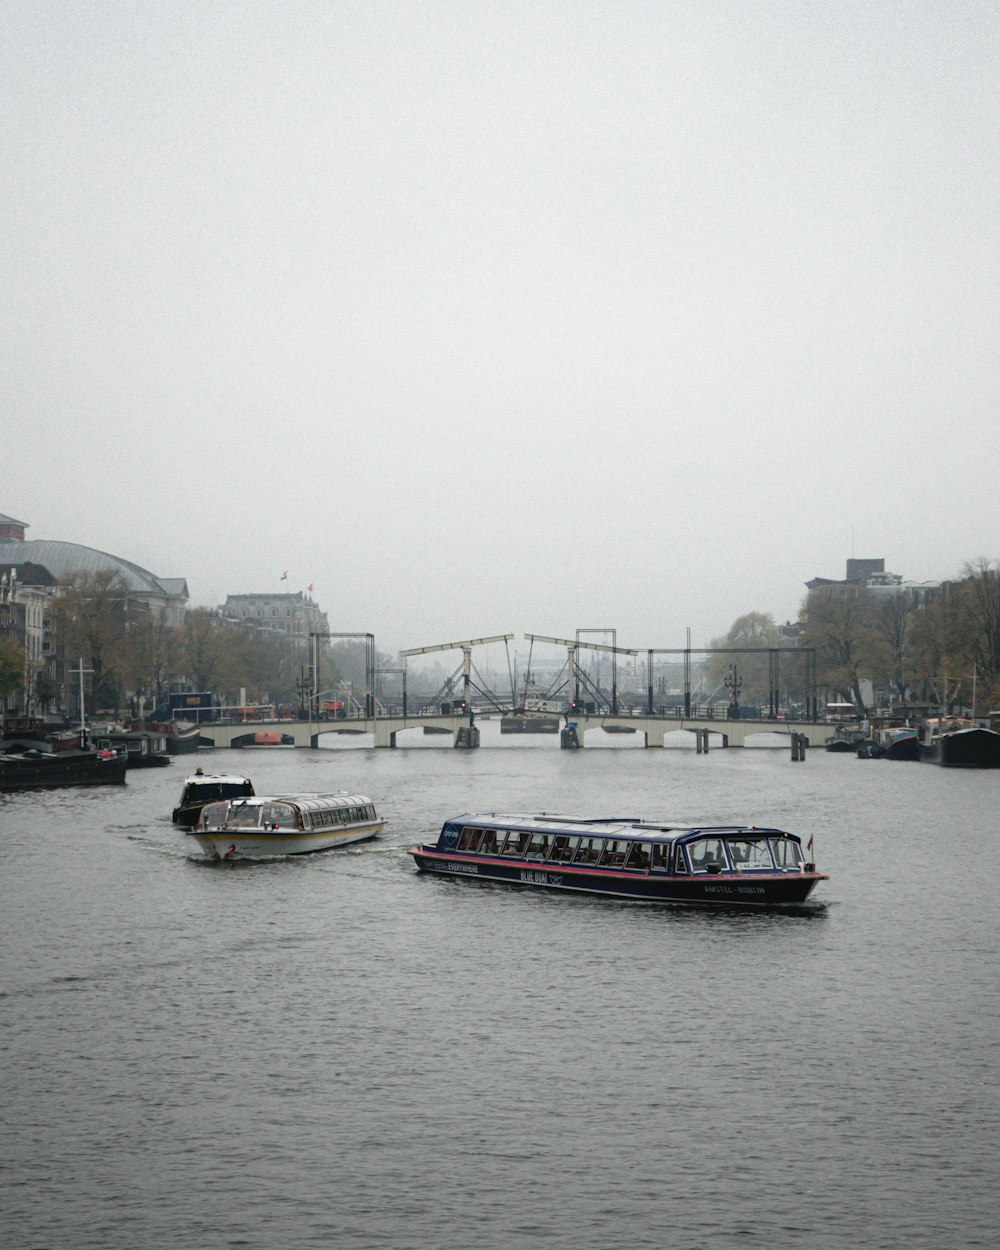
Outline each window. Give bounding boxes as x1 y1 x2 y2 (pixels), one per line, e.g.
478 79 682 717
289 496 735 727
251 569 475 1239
573 837 603 865
499 830 529 857
770 837 804 869
599 840 628 867
550 835 579 862
526 833 551 859
686 838 729 872
200 801 227 826
260 801 297 829
479 829 500 854
458 826 481 850
727 838 773 869
626 842 652 870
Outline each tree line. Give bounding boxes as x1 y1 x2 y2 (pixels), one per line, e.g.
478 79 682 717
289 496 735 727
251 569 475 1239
0 570 336 718
706 559 1000 716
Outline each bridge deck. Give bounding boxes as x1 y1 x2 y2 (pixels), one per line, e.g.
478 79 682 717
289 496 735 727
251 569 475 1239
194 714 833 750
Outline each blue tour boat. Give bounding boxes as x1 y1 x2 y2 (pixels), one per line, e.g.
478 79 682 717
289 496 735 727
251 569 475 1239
409 813 827 906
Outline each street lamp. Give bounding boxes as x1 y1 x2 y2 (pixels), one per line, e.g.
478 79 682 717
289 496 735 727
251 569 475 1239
724 664 742 720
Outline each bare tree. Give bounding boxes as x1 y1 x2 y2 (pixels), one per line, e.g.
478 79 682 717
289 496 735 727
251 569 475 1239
53 569 130 715
799 586 877 714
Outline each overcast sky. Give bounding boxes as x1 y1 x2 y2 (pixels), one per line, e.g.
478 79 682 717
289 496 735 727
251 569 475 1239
4 1 998 656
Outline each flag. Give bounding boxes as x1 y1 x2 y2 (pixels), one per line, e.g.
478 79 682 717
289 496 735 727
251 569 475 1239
307 583 313 592
280 570 288 581
806 835 814 851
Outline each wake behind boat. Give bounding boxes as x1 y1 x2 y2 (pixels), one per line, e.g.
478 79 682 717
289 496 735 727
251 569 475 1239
410 813 827 906
189 792 385 860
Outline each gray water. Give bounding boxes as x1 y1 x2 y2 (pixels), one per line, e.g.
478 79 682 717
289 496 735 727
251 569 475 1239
2 731 998 1249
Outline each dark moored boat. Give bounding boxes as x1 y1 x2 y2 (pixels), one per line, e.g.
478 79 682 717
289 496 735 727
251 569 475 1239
92 726 172 768
825 726 865 753
172 771 255 827
857 725 920 761
164 722 202 754
917 717 1000 768
0 738 128 790
410 813 827 907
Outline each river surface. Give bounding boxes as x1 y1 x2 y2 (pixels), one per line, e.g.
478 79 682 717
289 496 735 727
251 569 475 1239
2 727 998 1249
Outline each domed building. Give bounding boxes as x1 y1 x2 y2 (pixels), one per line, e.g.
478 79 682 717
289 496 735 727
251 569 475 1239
0 513 188 622
0 512 189 717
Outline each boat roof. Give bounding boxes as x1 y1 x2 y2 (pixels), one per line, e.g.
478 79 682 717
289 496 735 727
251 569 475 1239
447 813 789 843
182 773 253 786
208 792 373 811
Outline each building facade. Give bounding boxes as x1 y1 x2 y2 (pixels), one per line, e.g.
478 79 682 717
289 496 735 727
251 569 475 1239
219 592 329 652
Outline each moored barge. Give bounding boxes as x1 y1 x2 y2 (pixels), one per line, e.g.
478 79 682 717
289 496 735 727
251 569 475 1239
409 813 827 906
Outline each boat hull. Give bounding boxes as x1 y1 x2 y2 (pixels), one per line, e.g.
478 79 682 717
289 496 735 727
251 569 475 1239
191 821 385 860
0 750 128 791
409 847 825 906
919 727 1000 767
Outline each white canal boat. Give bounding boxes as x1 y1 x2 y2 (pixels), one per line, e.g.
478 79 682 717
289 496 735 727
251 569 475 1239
189 792 385 860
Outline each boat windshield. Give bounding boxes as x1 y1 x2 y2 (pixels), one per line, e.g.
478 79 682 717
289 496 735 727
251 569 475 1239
259 801 298 829
687 834 804 871
726 836 774 869
770 836 804 868
200 800 300 829
686 837 729 871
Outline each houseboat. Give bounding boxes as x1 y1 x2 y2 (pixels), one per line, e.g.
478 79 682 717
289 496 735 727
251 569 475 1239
189 791 385 860
409 813 827 906
857 724 920 761
917 717 1000 767
0 740 128 790
0 716 129 790
172 770 255 827
91 725 172 768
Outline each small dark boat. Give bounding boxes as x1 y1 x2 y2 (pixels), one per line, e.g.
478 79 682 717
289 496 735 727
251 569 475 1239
825 726 864 753
0 740 128 790
172 770 255 827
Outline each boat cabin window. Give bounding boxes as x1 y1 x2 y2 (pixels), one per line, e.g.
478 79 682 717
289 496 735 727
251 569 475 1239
769 836 804 869
549 835 579 862
573 837 603 864
686 838 729 872
500 830 529 857
727 837 773 869
229 802 262 828
477 829 499 853
260 801 298 829
625 842 651 870
200 801 228 826
650 844 671 871
598 840 628 867
458 826 480 850
526 833 552 859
